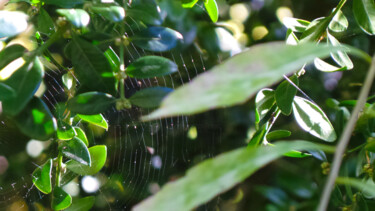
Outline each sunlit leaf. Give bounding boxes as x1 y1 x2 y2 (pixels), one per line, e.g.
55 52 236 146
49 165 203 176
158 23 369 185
57 9 90 28
293 96 336 142
353 0 375 35
129 87 173 108
65 196 95 211
67 92 116 115
204 0 219 23
336 177 375 198
275 75 299 115
0 11 28 39
62 72 74 90
77 114 108 130
32 159 52 194
283 17 310 33
327 33 353 70
143 42 366 120
314 58 346 72
182 0 199 8
60 137 91 166
104 47 120 73
66 145 107 175
37 8 55 36
73 126 89 146
13 97 57 141
52 187 72 210
126 4 164 25
126 56 178 78
133 141 335 211
57 121 76 140
131 26 183 52
266 130 291 141
0 44 25 70
329 9 348 32
91 6 125 22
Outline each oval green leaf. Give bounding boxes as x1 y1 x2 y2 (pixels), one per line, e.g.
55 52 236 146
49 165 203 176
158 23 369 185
133 141 335 211
65 196 95 211
66 145 107 175
32 159 52 194
275 75 299 115
255 88 275 124
13 97 57 141
0 44 26 70
57 121 76 140
266 130 292 141
182 0 199 8
60 137 91 166
353 0 375 35
129 87 173 108
73 126 89 146
131 26 183 52
91 6 125 22
57 9 90 28
126 56 178 78
329 9 348 32
204 0 219 23
0 83 16 100
67 92 115 115
0 11 28 39
77 114 108 130
52 187 72 210
292 96 336 142
282 17 310 33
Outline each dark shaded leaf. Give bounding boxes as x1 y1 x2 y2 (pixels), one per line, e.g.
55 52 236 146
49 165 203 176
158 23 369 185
65 196 95 211
32 159 52 194
60 137 91 166
275 75 299 115
182 0 199 8
329 9 348 32
283 17 310 33
66 145 107 175
67 92 115 115
52 187 72 210
37 8 55 36
129 87 173 108
126 56 178 78
266 130 291 141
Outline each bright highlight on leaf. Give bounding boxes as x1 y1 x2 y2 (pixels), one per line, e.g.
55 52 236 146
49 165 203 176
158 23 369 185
0 11 28 39
57 9 90 28
204 0 219 23
32 159 52 194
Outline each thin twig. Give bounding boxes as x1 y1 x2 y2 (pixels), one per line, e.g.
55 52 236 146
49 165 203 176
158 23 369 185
317 56 375 211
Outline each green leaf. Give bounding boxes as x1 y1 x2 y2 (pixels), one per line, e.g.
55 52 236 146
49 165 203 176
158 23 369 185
57 121 76 140
300 17 330 43
255 89 276 124
292 96 336 142
133 141 335 211
285 29 299 45
104 47 120 73
129 87 173 108
275 75 299 115
336 177 375 198
1 57 44 116
60 137 91 166
67 92 115 115
248 124 267 146
182 0 199 8
52 187 72 210
126 4 163 25
131 26 183 52
329 9 348 32
282 17 310 33
32 159 52 194
65 35 116 94
62 72 74 90
64 196 95 211
77 114 108 130
314 58 347 72
13 97 57 141
0 44 25 70
204 0 219 23
267 143 310 158
0 11 28 39
142 42 363 120
91 6 125 22
73 127 89 146
353 0 375 35
66 145 107 175
37 8 55 36
0 83 16 100
327 32 353 70
57 9 90 28
126 56 178 78
44 0 84 8
266 130 291 141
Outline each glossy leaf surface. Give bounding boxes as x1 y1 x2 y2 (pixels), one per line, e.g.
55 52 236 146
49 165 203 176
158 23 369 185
0 11 28 39
73 127 89 146
91 6 125 22
0 44 25 70
65 196 95 211
38 8 55 36
293 96 336 142
204 0 219 23
275 75 299 115
353 0 375 35
329 9 348 32
283 17 310 33
266 130 292 141
126 56 178 78
67 92 115 115
57 9 90 28
133 141 334 211
129 87 173 108
32 159 52 194
77 114 108 130
52 187 72 210
60 137 91 166
143 42 360 120
66 145 107 175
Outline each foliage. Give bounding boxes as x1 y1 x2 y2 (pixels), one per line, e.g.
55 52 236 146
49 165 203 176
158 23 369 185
1 0 375 210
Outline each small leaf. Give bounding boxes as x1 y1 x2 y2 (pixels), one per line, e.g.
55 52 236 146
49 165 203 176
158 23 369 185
37 8 55 36
57 9 90 28
0 44 25 70
52 187 72 210
182 0 199 8
126 4 163 25
282 17 310 32
327 33 353 70
65 196 95 211
204 0 219 23
13 97 57 141
73 127 89 146
91 6 125 22
32 159 52 194
314 58 347 72
255 89 276 124
353 0 375 35
57 121 76 140
77 114 108 130
292 96 336 142
126 56 178 78
266 130 292 141
129 87 173 108
44 0 84 8
133 141 335 211
0 83 16 100
329 9 348 32
67 92 115 115
60 137 91 166
131 26 183 52
0 11 28 39
66 145 107 175
267 143 310 158
104 47 120 73
248 124 267 146
62 72 74 90
275 75 299 115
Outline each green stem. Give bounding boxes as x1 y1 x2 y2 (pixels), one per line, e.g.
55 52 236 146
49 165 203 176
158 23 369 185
55 150 63 187
119 43 126 100
317 56 375 211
